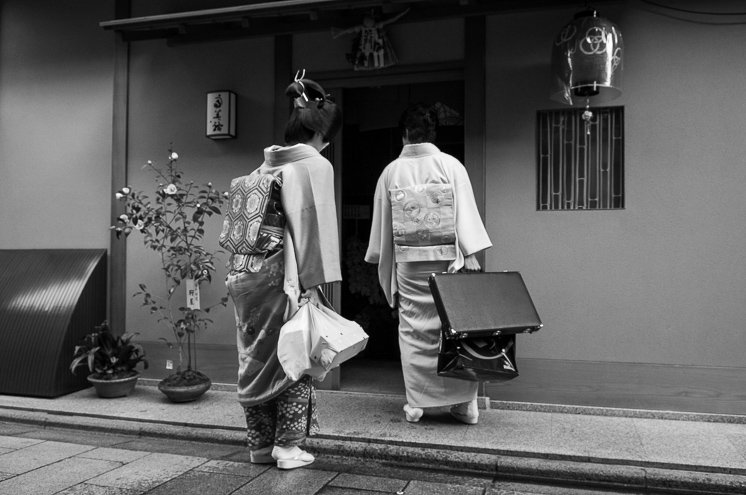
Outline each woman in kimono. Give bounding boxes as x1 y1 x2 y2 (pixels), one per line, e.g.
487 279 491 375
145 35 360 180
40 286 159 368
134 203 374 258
365 103 492 424
225 74 342 469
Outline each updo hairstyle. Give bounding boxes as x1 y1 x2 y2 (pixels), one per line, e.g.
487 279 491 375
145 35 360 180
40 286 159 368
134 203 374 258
399 103 437 144
284 73 342 146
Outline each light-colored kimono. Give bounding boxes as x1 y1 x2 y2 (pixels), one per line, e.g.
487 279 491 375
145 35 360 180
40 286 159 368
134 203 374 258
365 143 492 408
226 143 341 408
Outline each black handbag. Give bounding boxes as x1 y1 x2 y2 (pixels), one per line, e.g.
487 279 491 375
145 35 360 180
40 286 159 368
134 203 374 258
437 333 519 382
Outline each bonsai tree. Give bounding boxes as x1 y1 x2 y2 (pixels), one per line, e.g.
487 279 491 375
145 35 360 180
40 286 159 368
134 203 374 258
111 147 228 391
70 321 148 379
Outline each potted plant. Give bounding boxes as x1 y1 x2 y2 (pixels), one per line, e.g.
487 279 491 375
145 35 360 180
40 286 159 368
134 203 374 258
112 147 228 402
70 321 148 398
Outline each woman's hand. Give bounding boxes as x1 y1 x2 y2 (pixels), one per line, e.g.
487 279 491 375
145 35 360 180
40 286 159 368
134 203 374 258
462 254 481 273
298 286 321 307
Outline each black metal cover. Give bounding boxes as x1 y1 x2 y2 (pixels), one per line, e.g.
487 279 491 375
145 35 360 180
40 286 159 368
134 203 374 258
0 249 107 397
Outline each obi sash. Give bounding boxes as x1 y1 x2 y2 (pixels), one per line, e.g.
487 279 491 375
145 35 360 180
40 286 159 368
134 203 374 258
389 183 457 262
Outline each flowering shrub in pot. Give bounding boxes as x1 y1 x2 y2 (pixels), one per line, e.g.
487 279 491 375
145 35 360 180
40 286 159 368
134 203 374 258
112 148 228 401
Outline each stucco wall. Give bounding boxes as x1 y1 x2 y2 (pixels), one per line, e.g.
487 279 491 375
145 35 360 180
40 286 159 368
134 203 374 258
124 37 275 346
0 0 113 249
486 3 746 367
3 1 743 370
123 17 463 349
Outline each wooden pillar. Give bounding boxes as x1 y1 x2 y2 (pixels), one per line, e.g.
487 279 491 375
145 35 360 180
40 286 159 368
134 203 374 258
464 16 486 220
109 0 130 335
273 35 292 145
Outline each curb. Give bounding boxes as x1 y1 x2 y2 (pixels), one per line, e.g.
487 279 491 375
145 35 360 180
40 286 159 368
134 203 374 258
1 406 744 494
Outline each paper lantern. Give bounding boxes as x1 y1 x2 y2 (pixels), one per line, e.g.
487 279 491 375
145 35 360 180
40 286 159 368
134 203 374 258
550 10 623 106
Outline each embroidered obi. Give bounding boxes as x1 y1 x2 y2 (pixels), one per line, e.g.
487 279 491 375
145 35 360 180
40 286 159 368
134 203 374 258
389 183 456 262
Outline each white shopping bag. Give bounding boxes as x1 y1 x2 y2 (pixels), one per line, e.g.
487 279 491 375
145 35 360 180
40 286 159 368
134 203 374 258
277 301 369 381
308 303 368 370
277 303 327 381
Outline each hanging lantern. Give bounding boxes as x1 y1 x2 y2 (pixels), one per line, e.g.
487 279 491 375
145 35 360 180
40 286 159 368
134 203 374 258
550 9 624 107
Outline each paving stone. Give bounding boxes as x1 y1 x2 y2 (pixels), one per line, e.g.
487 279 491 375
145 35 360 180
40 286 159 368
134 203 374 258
56 484 143 495
18 427 137 447
328 472 407 492
0 456 119 495
319 487 381 494
635 420 746 471
114 436 242 459
86 452 207 492
644 467 746 494
404 479 485 495
725 428 746 465
76 447 151 463
0 440 94 474
485 481 645 495
234 467 336 495
0 435 44 450
0 422 37 436
195 458 271 478
310 454 492 488
146 468 250 494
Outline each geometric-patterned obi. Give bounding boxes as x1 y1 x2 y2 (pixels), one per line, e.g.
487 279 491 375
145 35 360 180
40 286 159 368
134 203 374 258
219 170 285 256
389 182 457 262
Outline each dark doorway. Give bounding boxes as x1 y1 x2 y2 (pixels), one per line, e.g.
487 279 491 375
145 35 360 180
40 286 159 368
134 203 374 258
337 80 464 390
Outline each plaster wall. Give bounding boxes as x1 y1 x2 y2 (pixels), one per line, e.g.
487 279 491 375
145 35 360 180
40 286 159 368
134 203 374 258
124 37 275 346
0 0 113 249
486 2 746 367
123 18 463 349
3 0 742 370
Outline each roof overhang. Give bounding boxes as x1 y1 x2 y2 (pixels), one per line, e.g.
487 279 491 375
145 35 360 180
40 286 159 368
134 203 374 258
100 0 615 44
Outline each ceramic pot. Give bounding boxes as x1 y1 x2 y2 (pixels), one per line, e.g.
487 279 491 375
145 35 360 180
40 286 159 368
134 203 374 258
157 375 211 403
87 373 139 398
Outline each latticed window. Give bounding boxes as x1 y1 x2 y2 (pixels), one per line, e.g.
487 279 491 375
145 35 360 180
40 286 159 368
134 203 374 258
537 106 624 210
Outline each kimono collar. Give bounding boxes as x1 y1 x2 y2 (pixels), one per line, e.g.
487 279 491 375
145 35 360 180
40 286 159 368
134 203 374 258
399 142 440 158
264 143 320 166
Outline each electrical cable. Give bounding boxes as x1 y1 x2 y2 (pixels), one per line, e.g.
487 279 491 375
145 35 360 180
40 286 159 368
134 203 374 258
640 0 746 16
638 0 746 25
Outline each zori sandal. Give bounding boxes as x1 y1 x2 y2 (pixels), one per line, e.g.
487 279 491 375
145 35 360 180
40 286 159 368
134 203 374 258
272 446 315 470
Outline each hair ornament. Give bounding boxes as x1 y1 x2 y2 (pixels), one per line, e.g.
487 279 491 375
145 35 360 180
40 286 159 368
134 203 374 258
293 69 309 108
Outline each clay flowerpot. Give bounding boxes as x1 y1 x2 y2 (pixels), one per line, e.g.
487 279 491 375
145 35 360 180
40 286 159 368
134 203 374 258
87 372 139 398
157 370 211 403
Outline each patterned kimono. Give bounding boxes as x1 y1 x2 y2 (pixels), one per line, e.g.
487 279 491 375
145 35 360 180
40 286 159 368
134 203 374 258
225 143 341 448
365 143 492 408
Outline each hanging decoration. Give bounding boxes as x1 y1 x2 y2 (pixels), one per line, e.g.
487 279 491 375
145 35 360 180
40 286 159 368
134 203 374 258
550 9 623 133
332 8 409 71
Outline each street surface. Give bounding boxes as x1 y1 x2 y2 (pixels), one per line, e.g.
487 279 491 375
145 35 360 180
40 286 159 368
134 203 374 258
0 421 645 494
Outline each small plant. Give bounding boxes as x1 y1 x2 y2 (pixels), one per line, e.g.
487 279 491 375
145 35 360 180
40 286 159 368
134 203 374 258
111 147 228 388
70 321 148 380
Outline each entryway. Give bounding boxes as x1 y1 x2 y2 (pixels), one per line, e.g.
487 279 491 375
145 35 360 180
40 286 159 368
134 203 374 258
332 80 465 395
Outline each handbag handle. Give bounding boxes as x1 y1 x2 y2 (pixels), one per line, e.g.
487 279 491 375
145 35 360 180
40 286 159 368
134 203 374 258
461 338 514 360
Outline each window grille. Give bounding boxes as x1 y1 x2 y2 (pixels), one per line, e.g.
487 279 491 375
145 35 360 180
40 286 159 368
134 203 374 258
537 106 624 210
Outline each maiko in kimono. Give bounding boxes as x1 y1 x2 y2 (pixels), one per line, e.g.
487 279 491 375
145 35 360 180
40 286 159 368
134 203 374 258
365 103 492 425
224 73 342 469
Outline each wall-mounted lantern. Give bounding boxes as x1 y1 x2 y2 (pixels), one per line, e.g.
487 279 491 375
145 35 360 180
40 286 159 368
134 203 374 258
206 91 236 139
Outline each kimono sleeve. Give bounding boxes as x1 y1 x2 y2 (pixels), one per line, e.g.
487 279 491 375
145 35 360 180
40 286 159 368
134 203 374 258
365 170 397 307
451 161 492 256
281 159 342 289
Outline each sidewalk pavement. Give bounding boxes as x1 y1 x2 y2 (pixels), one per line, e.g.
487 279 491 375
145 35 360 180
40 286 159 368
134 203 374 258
0 380 745 494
